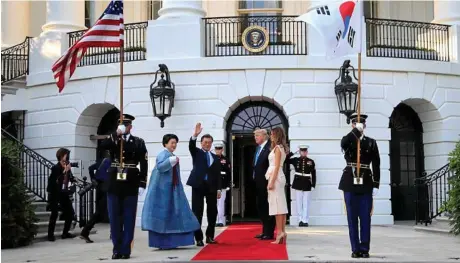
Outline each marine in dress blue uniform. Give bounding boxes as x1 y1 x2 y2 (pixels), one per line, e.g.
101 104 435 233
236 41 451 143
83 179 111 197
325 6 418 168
286 145 316 227
99 114 148 260
214 143 231 227
339 113 380 258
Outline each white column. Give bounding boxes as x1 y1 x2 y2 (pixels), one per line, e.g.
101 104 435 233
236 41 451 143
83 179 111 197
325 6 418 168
433 0 460 25
1 1 30 48
42 0 86 33
146 0 206 60
158 0 205 19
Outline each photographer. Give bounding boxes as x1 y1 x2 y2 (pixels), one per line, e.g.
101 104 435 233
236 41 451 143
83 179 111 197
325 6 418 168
80 150 111 243
47 148 77 241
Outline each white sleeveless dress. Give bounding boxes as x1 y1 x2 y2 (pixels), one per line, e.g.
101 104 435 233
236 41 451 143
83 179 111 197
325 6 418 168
265 145 288 216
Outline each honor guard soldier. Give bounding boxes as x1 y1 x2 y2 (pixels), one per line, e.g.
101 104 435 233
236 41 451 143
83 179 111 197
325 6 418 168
286 145 316 227
339 113 380 259
214 143 231 227
100 114 148 260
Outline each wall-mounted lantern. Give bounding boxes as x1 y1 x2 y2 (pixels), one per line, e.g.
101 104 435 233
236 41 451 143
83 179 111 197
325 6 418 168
149 64 175 128
334 60 358 124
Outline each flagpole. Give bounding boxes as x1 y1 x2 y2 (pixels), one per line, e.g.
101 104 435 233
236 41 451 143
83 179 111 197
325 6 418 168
119 42 125 168
356 52 362 181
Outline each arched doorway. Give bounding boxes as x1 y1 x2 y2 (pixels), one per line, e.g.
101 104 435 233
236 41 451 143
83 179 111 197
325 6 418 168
226 101 289 223
389 103 425 221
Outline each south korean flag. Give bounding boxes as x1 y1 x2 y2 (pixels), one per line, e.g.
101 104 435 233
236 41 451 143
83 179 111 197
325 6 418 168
296 0 362 58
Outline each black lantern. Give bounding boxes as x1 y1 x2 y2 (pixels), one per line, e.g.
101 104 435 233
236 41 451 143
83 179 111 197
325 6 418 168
334 60 358 124
150 64 175 128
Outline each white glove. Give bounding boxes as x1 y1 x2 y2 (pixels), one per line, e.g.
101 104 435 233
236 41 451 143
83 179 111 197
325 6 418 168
311 187 315 191
138 187 145 196
372 188 378 196
355 123 364 132
225 187 230 191
117 125 126 135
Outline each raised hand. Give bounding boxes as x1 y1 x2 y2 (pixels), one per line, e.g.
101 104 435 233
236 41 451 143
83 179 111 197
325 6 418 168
193 122 203 137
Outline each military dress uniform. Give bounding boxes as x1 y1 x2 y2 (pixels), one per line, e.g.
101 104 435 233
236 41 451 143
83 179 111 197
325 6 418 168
339 113 380 258
99 114 148 259
215 143 231 227
287 145 316 227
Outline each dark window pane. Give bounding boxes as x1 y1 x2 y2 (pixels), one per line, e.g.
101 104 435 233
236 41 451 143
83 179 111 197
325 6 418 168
231 105 285 132
408 157 416 171
400 172 409 185
400 156 408 170
239 0 281 9
407 142 415 155
400 141 407 155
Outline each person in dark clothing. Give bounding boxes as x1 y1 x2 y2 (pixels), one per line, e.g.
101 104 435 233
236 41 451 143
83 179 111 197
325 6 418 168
80 151 112 243
47 148 77 241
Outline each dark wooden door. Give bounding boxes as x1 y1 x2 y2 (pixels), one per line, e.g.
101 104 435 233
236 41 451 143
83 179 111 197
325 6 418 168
389 103 425 221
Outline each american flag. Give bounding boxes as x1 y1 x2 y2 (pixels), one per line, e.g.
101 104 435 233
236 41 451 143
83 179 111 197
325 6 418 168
52 0 124 93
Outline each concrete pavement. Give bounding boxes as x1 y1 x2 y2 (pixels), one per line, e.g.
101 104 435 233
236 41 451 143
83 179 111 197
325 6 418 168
2 223 459 263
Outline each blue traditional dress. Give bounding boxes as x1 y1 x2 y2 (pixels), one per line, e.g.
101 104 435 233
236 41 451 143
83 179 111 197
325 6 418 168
141 149 200 249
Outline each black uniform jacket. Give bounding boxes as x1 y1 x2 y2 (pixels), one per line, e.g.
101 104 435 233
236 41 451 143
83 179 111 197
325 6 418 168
47 164 76 195
286 154 316 191
338 128 380 194
186 137 222 192
217 155 231 189
100 132 148 196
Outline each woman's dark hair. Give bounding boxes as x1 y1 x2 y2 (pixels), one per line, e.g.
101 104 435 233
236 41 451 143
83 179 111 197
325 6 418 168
56 148 70 161
270 127 289 154
162 134 179 146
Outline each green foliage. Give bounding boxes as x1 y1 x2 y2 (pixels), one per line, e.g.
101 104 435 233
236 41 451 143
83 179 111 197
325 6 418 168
445 140 460 235
1 138 38 248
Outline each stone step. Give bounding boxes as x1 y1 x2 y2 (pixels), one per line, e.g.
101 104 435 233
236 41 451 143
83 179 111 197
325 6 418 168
36 221 65 234
32 201 48 212
27 192 43 202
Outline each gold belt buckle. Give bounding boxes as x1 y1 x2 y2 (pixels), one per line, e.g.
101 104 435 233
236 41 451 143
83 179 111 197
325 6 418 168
117 168 127 181
353 177 363 185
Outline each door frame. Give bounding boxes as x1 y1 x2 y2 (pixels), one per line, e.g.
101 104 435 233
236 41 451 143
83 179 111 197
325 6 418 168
225 101 290 223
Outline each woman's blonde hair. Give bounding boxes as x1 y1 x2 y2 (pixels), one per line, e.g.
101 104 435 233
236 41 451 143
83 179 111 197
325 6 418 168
270 127 289 154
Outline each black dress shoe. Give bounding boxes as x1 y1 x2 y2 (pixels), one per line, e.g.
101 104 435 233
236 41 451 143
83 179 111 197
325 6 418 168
303 223 309 227
196 240 204 247
216 223 224 227
299 222 304 227
361 252 370 258
112 254 121 260
47 236 56 242
255 233 264 239
121 255 130 259
79 234 94 243
206 237 218 244
260 235 274 240
351 252 362 258
61 233 76 239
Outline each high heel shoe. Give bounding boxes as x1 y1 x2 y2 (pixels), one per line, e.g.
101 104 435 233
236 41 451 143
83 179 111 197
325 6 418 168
271 233 287 244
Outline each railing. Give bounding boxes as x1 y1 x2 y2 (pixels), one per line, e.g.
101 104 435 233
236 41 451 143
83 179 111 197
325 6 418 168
68 22 148 67
2 120 24 142
1 128 95 227
366 18 450 62
1 37 31 84
415 163 454 225
203 16 307 57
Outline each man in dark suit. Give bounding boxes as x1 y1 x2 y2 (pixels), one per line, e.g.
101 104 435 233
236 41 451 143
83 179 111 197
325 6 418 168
253 128 275 240
187 123 222 247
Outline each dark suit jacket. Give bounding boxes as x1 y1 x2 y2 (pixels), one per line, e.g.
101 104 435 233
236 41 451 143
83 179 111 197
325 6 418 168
47 164 75 194
253 140 271 189
186 137 222 192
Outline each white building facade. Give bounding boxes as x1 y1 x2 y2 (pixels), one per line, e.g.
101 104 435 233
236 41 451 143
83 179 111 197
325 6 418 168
2 0 460 227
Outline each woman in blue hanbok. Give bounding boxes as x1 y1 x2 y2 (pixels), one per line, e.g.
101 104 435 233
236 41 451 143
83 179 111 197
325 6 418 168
142 134 200 249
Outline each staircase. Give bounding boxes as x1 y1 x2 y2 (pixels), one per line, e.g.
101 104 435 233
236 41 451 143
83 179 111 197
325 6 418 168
1 128 96 241
1 37 30 99
414 164 456 235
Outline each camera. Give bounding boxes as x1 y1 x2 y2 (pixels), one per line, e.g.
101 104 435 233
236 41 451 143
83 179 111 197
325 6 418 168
77 176 96 196
68 162 79 168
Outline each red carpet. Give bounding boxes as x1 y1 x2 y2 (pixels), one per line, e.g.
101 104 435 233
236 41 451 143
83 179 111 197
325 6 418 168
191 223 288 260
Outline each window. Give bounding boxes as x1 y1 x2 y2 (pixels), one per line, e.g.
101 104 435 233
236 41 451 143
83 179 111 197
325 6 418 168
85 0 96 28
148 0 163 20
238 1 283 43
363 0 378 18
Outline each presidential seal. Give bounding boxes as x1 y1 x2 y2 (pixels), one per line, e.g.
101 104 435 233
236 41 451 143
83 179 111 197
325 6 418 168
242 25 269 53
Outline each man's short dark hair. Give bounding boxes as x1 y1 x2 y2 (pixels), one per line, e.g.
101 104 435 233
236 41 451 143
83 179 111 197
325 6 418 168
56 148 70 162
162 134 179 146
201 134 213 142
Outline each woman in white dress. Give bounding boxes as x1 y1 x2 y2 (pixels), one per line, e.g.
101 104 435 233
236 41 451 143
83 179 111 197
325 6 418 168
266 127 289 244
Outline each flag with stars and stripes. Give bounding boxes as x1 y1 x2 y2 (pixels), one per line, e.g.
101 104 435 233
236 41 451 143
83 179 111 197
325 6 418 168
296 0 362 58
51 0 124 93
